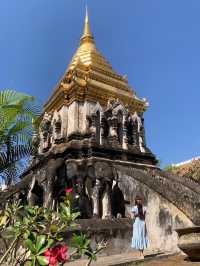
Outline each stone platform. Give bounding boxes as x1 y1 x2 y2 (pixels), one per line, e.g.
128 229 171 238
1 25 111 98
66 253 200 266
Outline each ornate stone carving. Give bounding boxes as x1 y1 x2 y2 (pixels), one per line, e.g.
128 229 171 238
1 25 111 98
132 112 146 152
53 111 62 143
108 115 118 139
122 115 129 150
90 113 97 142
79 99 149 153
132 112 142 133
86 115 92 134
40 112 53 152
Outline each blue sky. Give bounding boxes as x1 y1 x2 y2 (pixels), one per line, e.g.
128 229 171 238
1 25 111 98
0 0 200 167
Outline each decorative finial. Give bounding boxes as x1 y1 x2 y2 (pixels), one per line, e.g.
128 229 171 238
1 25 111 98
80 6 95 44
85 5 89 23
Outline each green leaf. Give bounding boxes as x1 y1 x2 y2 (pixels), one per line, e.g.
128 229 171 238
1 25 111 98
25 239 36 254
31 256 36 266
36 235 46 253
46 238 54 248
0 89 41 184
29 231 37 242
72 212 81 220
23 230 30 240
55 236 63 242
26 207 35 216
23 217 30 225
38 238 54 255
36 256 49 266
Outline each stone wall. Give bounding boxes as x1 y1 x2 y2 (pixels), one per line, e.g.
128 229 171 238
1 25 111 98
37 99 154 161
64 218 133 255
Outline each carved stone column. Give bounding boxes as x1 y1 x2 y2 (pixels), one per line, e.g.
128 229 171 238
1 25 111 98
102 182 112 219
139 136 146 153
131 112 142 149
40 113 53 152
140 118 147 147
94 162 113 219
53 117 62 143
43 175 54 209
138 117 146 153
43 158 64 209
122 115 128 150
27 177 36 206
92 179 102 217
90 113 97 143
132 121 139 146
100 114 104 145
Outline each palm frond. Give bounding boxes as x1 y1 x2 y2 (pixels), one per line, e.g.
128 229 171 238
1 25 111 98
0 89 41 185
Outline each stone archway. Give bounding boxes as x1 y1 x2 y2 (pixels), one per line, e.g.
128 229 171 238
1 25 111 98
111 182 127 218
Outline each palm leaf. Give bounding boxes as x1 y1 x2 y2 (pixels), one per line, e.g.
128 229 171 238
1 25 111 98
0 89 41 185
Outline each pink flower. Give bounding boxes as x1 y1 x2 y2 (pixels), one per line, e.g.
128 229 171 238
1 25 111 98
49 256 57 266
57 245 69 262
44 247 59 266
51 246 60 257
44 244 69 266
44 249 51 257
65 187 73 193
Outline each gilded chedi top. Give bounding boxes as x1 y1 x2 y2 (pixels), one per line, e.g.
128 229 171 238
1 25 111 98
44 9 148 114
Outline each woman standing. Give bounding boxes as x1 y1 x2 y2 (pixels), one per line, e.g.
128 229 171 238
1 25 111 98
131 196 149 258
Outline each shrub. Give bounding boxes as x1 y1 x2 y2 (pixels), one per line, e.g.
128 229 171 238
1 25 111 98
0 190 106 265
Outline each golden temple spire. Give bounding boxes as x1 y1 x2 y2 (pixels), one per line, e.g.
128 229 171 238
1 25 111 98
80 6 95 45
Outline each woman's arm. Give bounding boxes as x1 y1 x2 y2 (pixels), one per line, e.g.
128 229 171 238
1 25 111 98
130 206 138 219
133 212 139 218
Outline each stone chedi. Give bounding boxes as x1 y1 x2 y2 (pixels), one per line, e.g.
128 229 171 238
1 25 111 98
32 10 157 216
1 10 200 255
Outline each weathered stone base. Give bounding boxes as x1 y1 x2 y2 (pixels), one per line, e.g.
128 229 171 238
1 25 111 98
176 226 200 261
65 218 133 255
0 156 199 255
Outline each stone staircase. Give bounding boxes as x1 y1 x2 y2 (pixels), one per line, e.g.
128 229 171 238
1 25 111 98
114 164 200 225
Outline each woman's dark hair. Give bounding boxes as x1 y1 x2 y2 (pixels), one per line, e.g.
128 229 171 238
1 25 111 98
135 195 145 220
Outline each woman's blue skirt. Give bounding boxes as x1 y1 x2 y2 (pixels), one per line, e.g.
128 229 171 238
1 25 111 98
131 217 149 250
